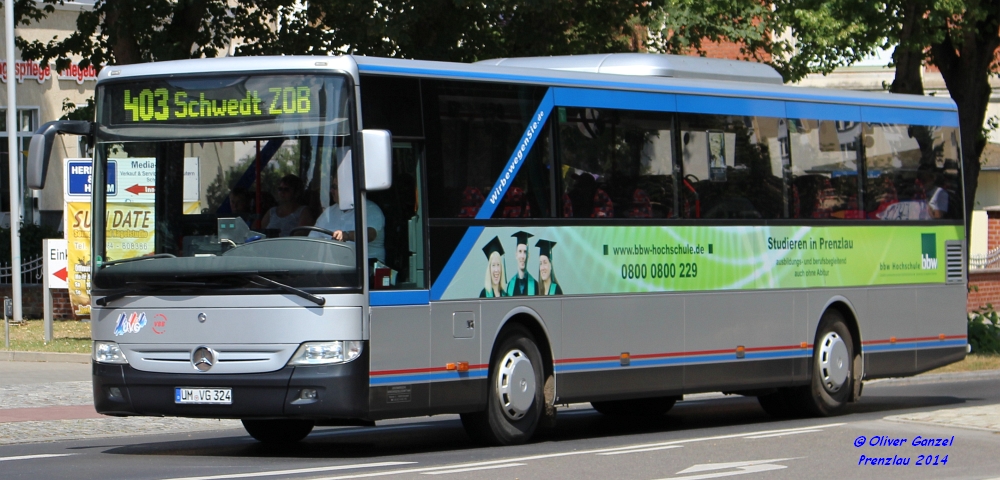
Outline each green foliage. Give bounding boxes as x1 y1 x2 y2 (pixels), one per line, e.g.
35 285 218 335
968 304 1000 354
0 223 62 264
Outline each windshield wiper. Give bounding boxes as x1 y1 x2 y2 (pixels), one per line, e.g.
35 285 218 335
95 280 226 306
248 274 326 306
101 254 177 267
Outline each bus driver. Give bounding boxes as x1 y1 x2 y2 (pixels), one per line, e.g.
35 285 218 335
310 177 386 262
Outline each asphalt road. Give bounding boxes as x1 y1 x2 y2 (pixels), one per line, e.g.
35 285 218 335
2 366 999 480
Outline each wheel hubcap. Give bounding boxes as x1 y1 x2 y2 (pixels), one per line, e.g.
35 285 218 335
496 348 535 420
818 331 850 393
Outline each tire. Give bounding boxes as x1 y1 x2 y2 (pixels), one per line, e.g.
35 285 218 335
241 419 314 444
591 396 678 417
461 326 545 446
798 310 855 416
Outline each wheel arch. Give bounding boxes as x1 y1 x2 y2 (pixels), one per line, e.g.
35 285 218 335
491 307 555 391
818 296 862 358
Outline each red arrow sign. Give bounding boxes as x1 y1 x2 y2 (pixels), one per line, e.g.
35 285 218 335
125 184 155 195
53 267 67 282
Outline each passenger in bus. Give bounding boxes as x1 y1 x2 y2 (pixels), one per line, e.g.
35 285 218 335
311 177 386 262
260 174 314 236
507 231 537 296
535 239 562 296
480 236 508 298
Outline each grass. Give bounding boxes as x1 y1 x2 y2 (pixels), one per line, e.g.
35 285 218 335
2 319 91 354
925 352 1000 374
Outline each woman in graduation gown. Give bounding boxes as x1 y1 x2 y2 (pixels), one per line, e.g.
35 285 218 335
536 239 563 295
480 236 509 298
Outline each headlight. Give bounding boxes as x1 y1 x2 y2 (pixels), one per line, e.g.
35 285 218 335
93 341 128 364
287 341 363 365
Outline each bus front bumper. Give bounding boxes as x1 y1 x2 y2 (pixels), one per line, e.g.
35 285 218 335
92 350 369 420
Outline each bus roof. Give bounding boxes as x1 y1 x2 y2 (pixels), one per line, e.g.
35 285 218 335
97 54 957 114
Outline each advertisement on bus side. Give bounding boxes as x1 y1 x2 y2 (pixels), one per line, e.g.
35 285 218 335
437 225 963 300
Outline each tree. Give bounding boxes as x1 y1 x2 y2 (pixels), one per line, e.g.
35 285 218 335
238 0 653 61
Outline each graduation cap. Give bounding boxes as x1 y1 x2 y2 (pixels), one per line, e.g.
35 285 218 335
535 239 556 259
482 236 505 259
511 231 534 246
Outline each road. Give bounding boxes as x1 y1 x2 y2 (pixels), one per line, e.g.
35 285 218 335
2 361 999 480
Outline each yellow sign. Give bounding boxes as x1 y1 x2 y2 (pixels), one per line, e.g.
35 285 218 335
65 202 92 317
64 202 157 316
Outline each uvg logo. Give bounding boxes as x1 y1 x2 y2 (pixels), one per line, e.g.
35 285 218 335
921 233 938 270
114 312 147 336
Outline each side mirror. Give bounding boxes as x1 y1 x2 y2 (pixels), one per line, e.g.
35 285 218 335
361 129 392 191
27 120 92 190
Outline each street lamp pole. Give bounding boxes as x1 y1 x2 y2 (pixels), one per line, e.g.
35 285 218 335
5 0 23 323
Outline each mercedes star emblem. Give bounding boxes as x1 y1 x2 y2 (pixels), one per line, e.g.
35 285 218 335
191 346 216 372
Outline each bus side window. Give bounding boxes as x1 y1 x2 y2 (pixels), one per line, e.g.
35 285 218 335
787 119 861 219
678 113 785 219
864 123 962 220
557 108 674 219
423 79 552 219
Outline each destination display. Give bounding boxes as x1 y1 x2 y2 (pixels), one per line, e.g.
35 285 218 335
436 225 963 300
101 74 339 126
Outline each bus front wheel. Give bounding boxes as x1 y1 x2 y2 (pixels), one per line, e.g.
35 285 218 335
461 326 544 445
800 310 855 416
241 419 314 444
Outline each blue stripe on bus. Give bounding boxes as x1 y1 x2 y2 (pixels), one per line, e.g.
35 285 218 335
785 102 862 122
554 350 814 373
357 63 955 112
676 94 785 118
369 370 488 386
861 106 960 127
477 88 555 219
862 339 967 352
370 290 430 306
430 225 485 301
553 87 676 112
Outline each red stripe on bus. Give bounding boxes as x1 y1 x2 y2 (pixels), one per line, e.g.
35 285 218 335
370 364 488 376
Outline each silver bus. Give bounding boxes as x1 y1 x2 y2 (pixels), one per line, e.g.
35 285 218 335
28 53 968 445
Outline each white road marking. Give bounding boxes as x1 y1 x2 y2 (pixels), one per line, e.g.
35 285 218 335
308 424 842 479
743 429 823 439
0 454 74 462
597 445 684 456
420 463 525 475
160 461 416 480
657 458 798 480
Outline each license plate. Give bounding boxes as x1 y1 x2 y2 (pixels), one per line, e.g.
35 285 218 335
175 387 232 404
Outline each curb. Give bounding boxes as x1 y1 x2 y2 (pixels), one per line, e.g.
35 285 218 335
1 351 90 363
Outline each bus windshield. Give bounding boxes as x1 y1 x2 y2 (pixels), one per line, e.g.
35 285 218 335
90 74 362 293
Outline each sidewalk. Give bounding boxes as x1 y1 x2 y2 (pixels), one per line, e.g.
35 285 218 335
0 361 242 445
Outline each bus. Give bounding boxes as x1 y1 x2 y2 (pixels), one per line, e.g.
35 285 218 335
27 53 968 446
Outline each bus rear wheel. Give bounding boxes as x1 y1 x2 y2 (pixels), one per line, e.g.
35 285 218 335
241 419 314 444
591 396 678 417
799 310 855 416
460 326 544 446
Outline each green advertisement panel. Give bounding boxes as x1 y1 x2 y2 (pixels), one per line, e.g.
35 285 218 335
440 225 963 300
